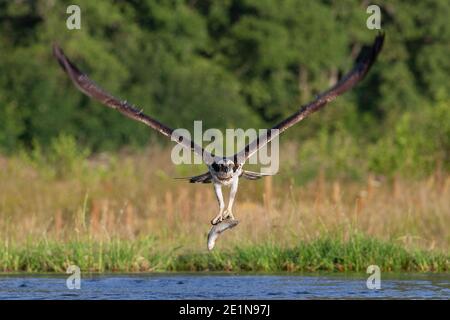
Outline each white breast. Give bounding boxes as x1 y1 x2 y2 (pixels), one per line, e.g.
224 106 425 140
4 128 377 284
211 168 242 186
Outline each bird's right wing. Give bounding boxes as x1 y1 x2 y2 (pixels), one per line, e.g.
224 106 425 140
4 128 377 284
53 43 213 162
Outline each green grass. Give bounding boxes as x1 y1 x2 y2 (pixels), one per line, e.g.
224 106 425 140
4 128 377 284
1 149 449 274
0 234 447 273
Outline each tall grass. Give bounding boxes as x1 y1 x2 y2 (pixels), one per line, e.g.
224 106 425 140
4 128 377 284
0 234 447 273
0 138 449 272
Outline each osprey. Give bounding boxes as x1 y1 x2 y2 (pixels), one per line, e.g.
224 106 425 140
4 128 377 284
53 34 384 244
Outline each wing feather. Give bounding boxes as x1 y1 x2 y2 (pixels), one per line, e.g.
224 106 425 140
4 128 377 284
53 44 212 160
233 33 385 164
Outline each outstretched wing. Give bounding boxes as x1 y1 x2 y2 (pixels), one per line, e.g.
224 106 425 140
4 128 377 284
232 33 385 164
53 44 213 161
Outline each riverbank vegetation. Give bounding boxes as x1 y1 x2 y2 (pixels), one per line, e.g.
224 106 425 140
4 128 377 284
1 234 447 273
0 146 448 272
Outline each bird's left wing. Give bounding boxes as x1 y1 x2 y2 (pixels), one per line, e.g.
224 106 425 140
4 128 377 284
232 33 385 164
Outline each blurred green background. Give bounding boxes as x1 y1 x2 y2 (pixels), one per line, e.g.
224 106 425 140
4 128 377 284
0 0 449 179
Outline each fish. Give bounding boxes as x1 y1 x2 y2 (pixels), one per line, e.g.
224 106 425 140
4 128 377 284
207 219 239 251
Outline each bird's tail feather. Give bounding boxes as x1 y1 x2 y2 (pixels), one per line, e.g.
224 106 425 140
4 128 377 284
241 170 273 180
175 171 212 183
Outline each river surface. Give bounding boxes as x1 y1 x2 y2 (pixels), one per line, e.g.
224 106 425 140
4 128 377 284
0 273 448 299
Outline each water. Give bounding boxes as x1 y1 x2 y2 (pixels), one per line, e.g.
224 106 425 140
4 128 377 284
0 273 448 299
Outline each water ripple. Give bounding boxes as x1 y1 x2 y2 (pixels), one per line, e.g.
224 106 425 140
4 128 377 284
0 273 448 300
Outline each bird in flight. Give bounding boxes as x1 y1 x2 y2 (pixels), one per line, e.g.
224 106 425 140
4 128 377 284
54 33 384 247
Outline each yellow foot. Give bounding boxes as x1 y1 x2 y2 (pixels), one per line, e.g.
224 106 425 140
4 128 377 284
211 214 223 225
223 209 235 220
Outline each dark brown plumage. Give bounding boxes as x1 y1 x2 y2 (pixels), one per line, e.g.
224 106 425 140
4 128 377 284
53 34 384 167
52 43 212 161
233 33 385 163
53 34 385 244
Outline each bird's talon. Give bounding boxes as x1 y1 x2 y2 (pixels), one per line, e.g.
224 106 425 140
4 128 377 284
211 215 223 225
222 209 235 220
212 209 236 225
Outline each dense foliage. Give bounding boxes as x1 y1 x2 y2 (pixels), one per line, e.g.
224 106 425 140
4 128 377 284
0 0 449 177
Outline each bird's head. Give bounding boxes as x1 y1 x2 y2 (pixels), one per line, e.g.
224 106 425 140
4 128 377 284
210 158 240 179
